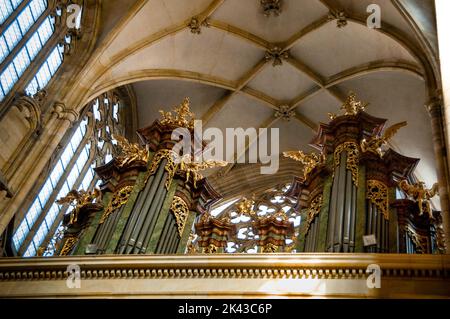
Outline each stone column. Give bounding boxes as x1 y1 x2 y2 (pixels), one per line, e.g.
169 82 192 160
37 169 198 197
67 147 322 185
0 103 78 235
426 96 450 253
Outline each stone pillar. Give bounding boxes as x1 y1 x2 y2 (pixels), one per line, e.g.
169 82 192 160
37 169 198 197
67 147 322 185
426 96 450 253
435 0 450 178
0 103 78 235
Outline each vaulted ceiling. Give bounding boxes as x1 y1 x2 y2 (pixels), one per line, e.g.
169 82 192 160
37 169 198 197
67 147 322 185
73 0 440 199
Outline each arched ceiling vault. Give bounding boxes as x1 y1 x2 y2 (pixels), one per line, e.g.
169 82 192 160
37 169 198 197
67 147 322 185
62 0 440 197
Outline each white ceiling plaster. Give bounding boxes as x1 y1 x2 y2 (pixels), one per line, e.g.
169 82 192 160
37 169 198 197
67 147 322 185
133 79 226 129
108 28 264 83
103 0 212 60
290 20 417 77
333 0 416 39
204 93 274 131
247 62 318 101
296 89 343 123
211 0 329 42
89 0 438 193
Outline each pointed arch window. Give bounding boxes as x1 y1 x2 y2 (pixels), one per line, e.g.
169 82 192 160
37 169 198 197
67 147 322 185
0 0 82 104
12 90 126 257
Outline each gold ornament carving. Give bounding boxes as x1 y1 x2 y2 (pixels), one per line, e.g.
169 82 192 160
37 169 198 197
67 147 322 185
334 142 360 187
235 197 256 217
406 226 427 254
434 222 447 254
328 91 368 120
99 185 134 224
186 233 198 254
147 149 179 190
203 243 219 254
159 97 195 130
112 134 149 167
262 242 279 253
56 188 102 226
170 196 190 237
366 180 389 220
306 194 323 232
361 121 407 158
179 154 228 188
398 180 439 219
283 150 325 180
59 235 78 256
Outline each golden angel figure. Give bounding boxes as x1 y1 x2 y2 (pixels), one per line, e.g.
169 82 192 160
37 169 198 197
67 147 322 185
112 134 149 167
235 197 256 217
179 154 228 188
361 121 407 158
398 180 439 219
283 150 325 180
56 188 101 226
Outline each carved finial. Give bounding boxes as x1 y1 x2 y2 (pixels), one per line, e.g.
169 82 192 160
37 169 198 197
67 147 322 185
274 105 294 121
265 46 290 66
328 10 347 28
159 97 196 129
329 92 368 120
260 0 282 17
341 92 368 115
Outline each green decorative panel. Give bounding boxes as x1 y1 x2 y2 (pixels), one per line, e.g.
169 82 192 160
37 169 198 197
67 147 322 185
74 192 112 255
317 176 333 252
354 164 366 253
177 211 197 254
147 179 179 253
105 171 148 254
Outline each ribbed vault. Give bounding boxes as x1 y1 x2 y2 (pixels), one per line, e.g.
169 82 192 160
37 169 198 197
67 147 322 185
61 0 439 201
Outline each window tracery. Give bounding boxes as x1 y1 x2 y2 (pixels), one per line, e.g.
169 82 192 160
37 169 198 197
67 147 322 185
200 183 300 253
12 89 126 257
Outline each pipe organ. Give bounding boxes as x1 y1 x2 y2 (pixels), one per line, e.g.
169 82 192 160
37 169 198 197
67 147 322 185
54 93 445 256
286 92 445 254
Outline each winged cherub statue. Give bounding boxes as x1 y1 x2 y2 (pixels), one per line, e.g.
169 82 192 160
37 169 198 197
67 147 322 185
159 97 195 129
398 180 439 219
283 150 325 180
361 121 407 158
56 188 102 226
328 91 369 120
235 197 256 218
179 154 228 188
112 134 149 167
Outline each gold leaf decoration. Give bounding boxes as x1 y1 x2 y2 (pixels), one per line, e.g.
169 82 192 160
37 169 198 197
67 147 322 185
334 141 360 187
170 196 190 237
99 185 134 224
366 180 389 220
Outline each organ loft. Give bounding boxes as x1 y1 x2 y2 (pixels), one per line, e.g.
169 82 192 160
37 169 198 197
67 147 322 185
0 0 449 298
